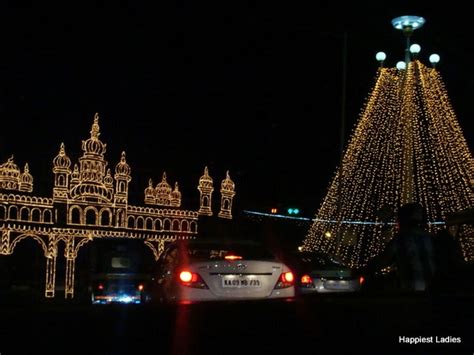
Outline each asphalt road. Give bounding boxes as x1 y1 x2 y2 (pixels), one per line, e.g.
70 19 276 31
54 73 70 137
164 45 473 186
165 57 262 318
0 292 472 355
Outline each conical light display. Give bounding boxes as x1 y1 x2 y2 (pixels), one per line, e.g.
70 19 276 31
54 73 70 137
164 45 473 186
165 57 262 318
302 60 473 267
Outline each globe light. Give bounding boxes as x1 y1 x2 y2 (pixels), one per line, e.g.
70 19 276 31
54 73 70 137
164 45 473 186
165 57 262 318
429 53 440 64
375 51 386 62
409 44 421 54
396 61 406 70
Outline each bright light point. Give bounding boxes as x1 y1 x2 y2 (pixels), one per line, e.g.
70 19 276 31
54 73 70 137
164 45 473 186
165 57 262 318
376 52 386 61
429 54 440 64
324 231 332 238
396 61 406 70
293 208 300 214
409 44 421 54
391 15 426 30
297 246 303 252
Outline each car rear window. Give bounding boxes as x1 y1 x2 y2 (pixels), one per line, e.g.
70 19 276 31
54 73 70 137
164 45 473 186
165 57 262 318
298 253 343 267
185 242 276 261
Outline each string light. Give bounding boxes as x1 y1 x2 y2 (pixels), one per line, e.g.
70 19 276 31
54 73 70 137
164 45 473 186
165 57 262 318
0 112 239 300
302 61 473 267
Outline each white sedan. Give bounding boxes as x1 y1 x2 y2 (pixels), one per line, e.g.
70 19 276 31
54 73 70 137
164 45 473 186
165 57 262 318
154 240 295 303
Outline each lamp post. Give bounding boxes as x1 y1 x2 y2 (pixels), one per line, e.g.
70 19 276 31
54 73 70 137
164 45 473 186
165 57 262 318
391 15 425 63
375 51 386 67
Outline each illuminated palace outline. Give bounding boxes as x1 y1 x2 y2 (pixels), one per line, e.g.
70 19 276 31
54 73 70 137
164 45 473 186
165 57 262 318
0 113 235 299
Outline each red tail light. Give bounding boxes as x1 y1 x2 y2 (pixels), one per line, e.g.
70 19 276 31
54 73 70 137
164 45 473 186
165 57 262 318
98 284 104 290
178 270 208 289
301 274 313 285
359 276 365 285
282 271 294 283
179 271 193 283
275 271 295 289
224 255 243 261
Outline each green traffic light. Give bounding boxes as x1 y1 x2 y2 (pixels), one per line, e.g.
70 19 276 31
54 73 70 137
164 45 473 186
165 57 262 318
287 208 300 215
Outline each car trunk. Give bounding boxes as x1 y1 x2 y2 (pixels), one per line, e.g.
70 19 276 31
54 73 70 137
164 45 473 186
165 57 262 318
192 260 283 298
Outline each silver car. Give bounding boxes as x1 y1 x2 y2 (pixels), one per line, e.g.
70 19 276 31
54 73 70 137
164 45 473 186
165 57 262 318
154 240 295 303
290 252 364 294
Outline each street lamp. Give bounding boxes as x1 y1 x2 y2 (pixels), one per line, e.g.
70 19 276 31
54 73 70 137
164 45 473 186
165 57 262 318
429 53 441 68
409 44 421 53
396 61 407 70
391 15 425 63
375 51 386 67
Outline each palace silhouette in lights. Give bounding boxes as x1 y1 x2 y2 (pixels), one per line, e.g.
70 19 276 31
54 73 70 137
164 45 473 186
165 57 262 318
0 113 235 298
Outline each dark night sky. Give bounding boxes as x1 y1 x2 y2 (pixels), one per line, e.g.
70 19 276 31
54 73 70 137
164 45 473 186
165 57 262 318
1 2 473 215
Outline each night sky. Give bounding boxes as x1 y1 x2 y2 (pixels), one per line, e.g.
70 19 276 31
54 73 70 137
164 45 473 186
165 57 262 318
1 2 473 216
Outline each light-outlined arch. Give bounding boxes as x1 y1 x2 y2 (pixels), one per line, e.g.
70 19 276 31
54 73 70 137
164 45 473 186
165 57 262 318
8 205 18 220
172 219 180 231
127 215 135 229
190 221 198 233
10 233 49 257
154 219 162 231
70 206 83 224
31 208 41 222
84 207 98 225
20 206 30 221
145 217 153 230
163 219 171 231
136 216 144 230
99 208 112 226
43 209 53 223
181 220 189 232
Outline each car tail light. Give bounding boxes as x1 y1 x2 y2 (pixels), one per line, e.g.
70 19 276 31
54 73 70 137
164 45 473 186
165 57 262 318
359 276 365 285
301 274 313 285
178 270 208 289
98 284 104 290
224 255 243 261
275 271 295 289
179 271 193 283
137 284 144 291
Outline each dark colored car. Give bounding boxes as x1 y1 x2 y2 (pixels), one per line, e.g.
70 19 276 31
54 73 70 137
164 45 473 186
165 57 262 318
90 247 152 304
285 251 365 294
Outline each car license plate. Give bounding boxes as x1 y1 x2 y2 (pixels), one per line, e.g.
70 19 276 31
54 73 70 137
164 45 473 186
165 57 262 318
222 276 261 288
325 281 349 289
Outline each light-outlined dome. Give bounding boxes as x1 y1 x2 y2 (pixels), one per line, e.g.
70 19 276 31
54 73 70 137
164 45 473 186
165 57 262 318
171 182 181 200
155 172 172 196
70 182 113 202
81 113 107 156
104 169 114 187
20 163 33 184
221 171 235 192
53 143 71 170
71 164 80 181
144 178 155 199
0 156 20 179
115 151 131 177
199 166 213 188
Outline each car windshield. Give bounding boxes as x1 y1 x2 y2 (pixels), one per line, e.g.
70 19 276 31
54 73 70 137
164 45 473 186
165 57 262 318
182 241 276 261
